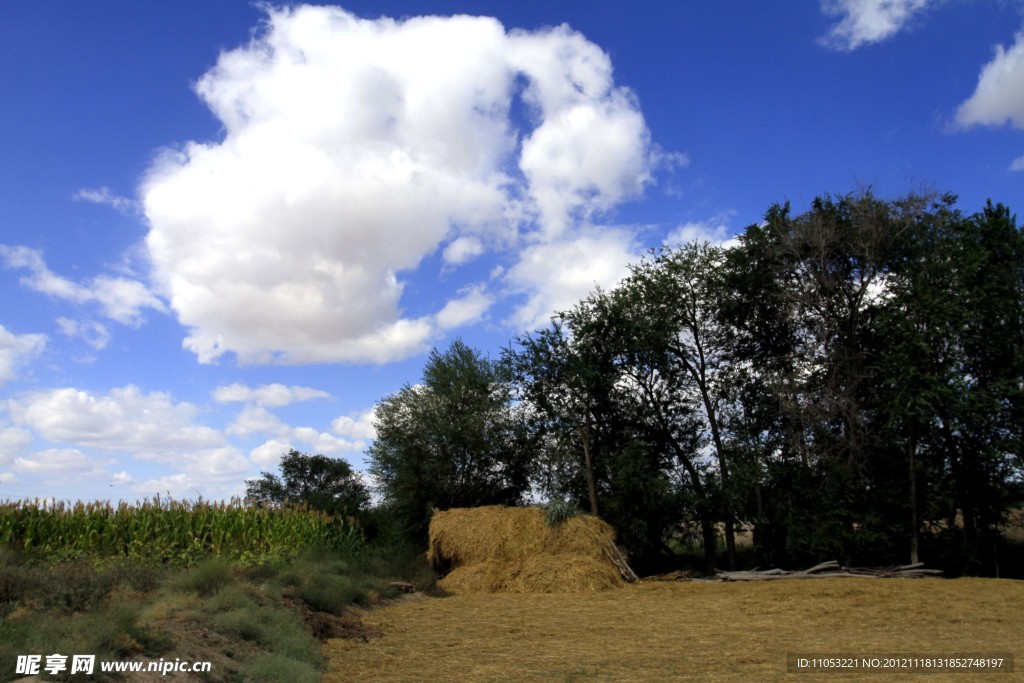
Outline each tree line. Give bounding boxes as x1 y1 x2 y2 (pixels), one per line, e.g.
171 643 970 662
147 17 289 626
254 190 1024 577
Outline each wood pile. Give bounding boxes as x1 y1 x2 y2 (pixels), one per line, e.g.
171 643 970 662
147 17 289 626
705 560 943 581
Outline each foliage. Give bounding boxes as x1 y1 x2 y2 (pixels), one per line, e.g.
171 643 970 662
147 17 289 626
0 496 364 566
245 449 370 519
0 537 435 682
542 497 582 527
495 188 1022 575
368 339 533 543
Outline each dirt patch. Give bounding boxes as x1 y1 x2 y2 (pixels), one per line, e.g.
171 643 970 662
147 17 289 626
284 596 383 642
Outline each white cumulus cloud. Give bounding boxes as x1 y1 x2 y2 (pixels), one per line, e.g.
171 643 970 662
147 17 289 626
226 403 370 455
435 285 493 330
819 0 937 51
12 448 114 475
956 30 1024 130
504 228 640 331
6 385 229 461
141 5 658 365
331 408 377 443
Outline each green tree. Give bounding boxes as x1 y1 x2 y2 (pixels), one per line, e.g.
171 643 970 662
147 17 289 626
245 449 369 518
368 339 531 542
721 191 920 565
873 198 1024 572
616 241 746 569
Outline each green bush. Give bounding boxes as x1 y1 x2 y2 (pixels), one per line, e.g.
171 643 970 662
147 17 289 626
297 573 366 614
543 498 581 527
40 561 117 613
176 555 234 596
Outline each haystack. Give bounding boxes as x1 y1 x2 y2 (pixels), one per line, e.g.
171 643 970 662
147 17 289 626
428 505 635 594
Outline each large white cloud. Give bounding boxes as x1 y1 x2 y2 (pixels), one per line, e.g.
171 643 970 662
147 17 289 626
956 30 1024 130
819 0 936 51
142 5 657 365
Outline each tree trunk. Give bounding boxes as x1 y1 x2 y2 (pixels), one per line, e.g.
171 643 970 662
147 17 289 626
908 429 919 565
700 506 717 576
581 414 599 516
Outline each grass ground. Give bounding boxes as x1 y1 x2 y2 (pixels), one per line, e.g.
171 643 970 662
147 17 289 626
0 545 436 682
324 577 1024 682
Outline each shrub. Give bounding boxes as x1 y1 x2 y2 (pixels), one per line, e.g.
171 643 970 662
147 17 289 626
176 555 234 596
542 498 582 527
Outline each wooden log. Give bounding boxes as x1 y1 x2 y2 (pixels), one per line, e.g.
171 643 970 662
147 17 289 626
602 541 639 583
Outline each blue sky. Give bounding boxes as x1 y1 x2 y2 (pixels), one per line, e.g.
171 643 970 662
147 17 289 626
1 1 1021 503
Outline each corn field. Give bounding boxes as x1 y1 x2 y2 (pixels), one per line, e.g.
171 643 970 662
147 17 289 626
0 496 364 564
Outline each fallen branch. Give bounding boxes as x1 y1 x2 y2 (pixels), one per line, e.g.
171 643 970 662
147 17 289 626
603 541 639 583
712 560 942 581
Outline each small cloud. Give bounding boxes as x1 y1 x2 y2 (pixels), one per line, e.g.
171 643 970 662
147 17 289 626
72 186 140 214
211 383 331 407
435 285 493 330
331 409 377 442
955 30 1024 130
819 0 936 51
56 317 111 350
0 324 46 387
504 228 640 331
13 448 115 475
1011 155 1024 172
443 236 486 265
664 210 739 248
249 439 294 467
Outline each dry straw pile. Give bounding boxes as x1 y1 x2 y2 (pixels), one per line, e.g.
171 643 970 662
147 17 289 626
427 505 626 594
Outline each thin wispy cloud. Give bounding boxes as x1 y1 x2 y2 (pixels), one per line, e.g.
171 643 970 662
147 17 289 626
72 186 141 215
0 246 166 326
0 324 46 387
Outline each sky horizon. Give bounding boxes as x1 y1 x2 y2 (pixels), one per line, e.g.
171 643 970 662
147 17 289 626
1 0 1022 504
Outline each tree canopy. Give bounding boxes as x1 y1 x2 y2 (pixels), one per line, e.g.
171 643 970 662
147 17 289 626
362 190 1022 576
368 339 532 542
245 449 369 518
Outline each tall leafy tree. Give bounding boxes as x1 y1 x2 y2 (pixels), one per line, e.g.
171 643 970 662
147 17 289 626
368 339 531 542
505 295 684 568
874 198 1024 571
722 192 919 564
612 242 745 569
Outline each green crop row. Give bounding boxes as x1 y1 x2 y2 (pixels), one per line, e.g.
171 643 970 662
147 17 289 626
0 496 363 565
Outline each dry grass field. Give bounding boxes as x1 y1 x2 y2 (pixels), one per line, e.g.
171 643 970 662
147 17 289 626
325 578 1023 682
